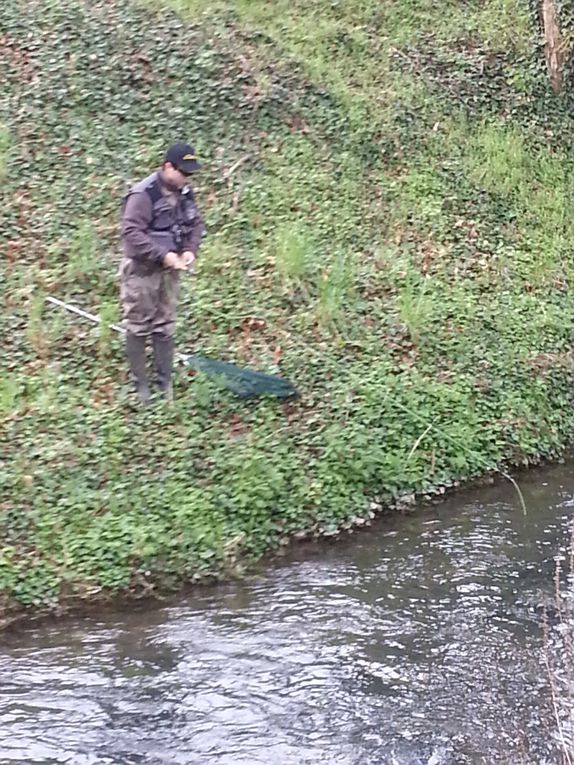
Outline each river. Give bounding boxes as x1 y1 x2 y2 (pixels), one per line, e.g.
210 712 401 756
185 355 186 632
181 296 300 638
2 463 574 764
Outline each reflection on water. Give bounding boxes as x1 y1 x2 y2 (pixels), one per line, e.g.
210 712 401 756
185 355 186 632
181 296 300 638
2 465 574 764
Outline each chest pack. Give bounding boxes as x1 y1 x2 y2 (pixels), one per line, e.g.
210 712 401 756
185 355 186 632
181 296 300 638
123 171 198 253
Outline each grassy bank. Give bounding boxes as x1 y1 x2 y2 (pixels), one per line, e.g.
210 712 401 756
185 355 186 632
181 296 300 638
1 0 574 621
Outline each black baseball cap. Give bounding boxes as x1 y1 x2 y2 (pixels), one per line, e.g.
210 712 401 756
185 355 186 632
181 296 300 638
164 142 201 173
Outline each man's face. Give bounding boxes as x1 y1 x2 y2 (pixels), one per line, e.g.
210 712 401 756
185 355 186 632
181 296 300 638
162 161 191 189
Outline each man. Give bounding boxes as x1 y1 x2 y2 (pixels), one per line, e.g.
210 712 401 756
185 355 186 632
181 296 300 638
120 142 204 404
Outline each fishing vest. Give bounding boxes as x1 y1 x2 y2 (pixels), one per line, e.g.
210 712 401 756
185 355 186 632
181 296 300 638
123 171 199 255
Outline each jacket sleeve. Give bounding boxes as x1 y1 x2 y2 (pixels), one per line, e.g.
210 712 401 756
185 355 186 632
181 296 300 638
122 192 169 265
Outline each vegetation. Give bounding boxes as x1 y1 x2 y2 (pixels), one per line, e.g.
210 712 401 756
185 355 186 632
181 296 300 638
1 0 574 621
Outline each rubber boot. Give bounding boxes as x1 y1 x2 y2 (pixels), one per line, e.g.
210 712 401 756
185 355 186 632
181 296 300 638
125 333 151 405
152 334 174 401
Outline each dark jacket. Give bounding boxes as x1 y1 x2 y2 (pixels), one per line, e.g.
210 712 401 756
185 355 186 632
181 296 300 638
121 171 204 273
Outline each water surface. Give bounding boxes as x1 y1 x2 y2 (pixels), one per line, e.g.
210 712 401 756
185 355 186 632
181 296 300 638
2 464 574 764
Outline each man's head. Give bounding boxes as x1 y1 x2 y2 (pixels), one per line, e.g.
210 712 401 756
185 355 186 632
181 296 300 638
162 142 201 189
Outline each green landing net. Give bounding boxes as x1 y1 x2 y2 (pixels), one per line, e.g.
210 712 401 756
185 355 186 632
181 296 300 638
180 355 298 399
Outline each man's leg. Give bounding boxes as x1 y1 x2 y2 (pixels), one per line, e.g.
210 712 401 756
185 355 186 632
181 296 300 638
125 332 151 404
152 334 174 399
120 260 160 404
152 270 180 399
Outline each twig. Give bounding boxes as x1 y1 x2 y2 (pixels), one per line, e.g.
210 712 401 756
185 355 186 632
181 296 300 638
389 46 421 73
223 155 250 183
407 423 433 461
497 469 527 516
543 606 574 765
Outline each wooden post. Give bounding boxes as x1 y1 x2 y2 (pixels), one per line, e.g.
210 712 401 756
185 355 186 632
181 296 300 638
542 0 564 94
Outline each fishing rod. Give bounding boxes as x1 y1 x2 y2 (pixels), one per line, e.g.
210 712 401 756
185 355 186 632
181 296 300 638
289 337 528 514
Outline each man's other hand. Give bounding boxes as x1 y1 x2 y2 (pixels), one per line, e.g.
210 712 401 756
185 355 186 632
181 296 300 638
163 251 188 270
182 251 196 268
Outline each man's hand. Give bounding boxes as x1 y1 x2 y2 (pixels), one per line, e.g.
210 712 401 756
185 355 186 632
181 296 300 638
182 250 196 268
163 251 188 270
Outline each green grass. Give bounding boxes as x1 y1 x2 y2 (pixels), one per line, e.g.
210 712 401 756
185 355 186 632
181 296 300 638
1 0 574 621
